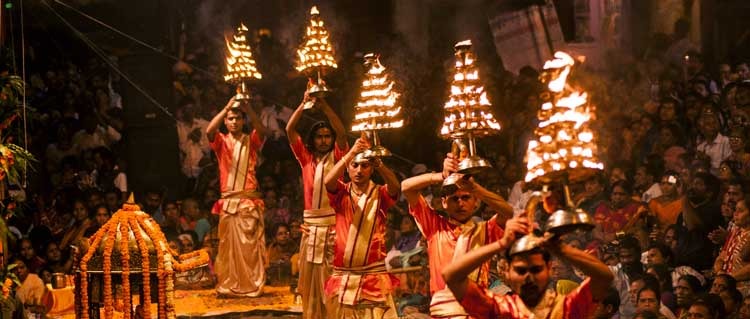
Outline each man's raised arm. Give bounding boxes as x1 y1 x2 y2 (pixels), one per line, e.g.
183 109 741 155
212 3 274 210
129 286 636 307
206 97 236 141
285 93 313 144
401 153 457 206
324 135 370 193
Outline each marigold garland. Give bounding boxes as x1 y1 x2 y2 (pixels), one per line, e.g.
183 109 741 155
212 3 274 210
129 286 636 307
78 200 208 319
119 217 131 319
1 278 13 298
102 218 117 319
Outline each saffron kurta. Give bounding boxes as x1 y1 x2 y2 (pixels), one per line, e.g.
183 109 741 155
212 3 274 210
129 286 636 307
409 196 504 318
291 136 347 319
211 131 267 297
324 180 399 309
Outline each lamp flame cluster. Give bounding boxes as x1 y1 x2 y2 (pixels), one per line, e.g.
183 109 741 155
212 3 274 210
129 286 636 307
296 6 338 73
224 23 262 82
524 51 603 184
440 40 501 138
351 53 403 132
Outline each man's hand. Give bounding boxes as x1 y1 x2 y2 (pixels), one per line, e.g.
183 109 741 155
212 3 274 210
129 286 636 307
499 217 530 247
455 176 476 193
443 153 458 178
351 134 371 154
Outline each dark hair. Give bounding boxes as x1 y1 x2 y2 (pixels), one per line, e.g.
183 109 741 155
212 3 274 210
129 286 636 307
713 274 738 291
602 287 621 310
272 222 290 236
305 121 337 153
637 286 661 306
505 247 551 263
610 180 633 196
679 275 704 293
647 243 674 266
692 172 721 200
690 293 726 319
722 288 743 306
647 264 673 292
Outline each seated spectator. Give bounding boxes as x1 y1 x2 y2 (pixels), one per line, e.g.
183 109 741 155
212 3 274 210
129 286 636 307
648 171 683 233
174 230 215 290
12 258 46 308
59 199 92 248
43 242 73 274
71 113 121 153
159 200 182 236
266 223 296 285
592 287 621 319
18 238 45 274
686 294 726 319
84 205 110 237
593 180 646 243
386 215 425 270
179 198 211 244
719 288 742 318
675 275 704 317
714 193 750 295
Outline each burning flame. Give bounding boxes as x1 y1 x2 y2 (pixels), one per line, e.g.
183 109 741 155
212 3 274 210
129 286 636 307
440 40 501 138
524 51 603 183
224 23 262 82
351 54 403 132
296 6 338 73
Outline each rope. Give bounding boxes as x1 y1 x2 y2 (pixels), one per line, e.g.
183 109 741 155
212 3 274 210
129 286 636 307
52 0 216 79
41 0 175 120
20 0 27 188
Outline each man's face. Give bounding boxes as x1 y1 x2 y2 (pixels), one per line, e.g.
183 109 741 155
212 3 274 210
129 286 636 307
664 228 677 248
646 248 665 266
686 304 710 319
224 110 245 133
660 102 677 122
710 276 729 294
727 185 743 202
400 217 416 234
719 64 732 80
347 160 373 185
740 296 750 318
618 247 637 267
313 127 334 154
720 290 738 314
592 303 615 319
105 192 119 210
506 253 550 307
629 280 645 305
637 289 660 314
145 193 161 211
675 279 695 307
441 190 478 222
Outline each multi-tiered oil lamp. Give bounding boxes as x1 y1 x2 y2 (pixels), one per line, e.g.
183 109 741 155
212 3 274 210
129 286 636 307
351 53 403 158
296 6 338 109
440 40 501 175
224 23 262 101
511 51 602 255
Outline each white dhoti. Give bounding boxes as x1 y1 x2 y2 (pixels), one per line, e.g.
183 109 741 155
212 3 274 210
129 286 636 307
298 209 336 319
215 204 266 297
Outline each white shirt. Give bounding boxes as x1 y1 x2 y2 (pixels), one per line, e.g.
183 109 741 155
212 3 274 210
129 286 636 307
176 118 210 153
72 125 122 152
260 105 293 140
696 133 732 175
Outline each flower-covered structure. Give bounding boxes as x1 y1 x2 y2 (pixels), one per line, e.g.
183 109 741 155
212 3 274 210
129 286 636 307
351 53 403 132
78 196 209 319
524 51 604 185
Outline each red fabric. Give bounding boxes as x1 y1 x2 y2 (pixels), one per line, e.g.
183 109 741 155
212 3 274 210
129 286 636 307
409 196 504 294
209 131 264 215
324 181 399 302
460 278 596 319
593 201 641 236
290 136 348 210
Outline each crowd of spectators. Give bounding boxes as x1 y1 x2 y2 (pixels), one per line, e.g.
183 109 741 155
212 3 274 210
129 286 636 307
2 13 750 319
